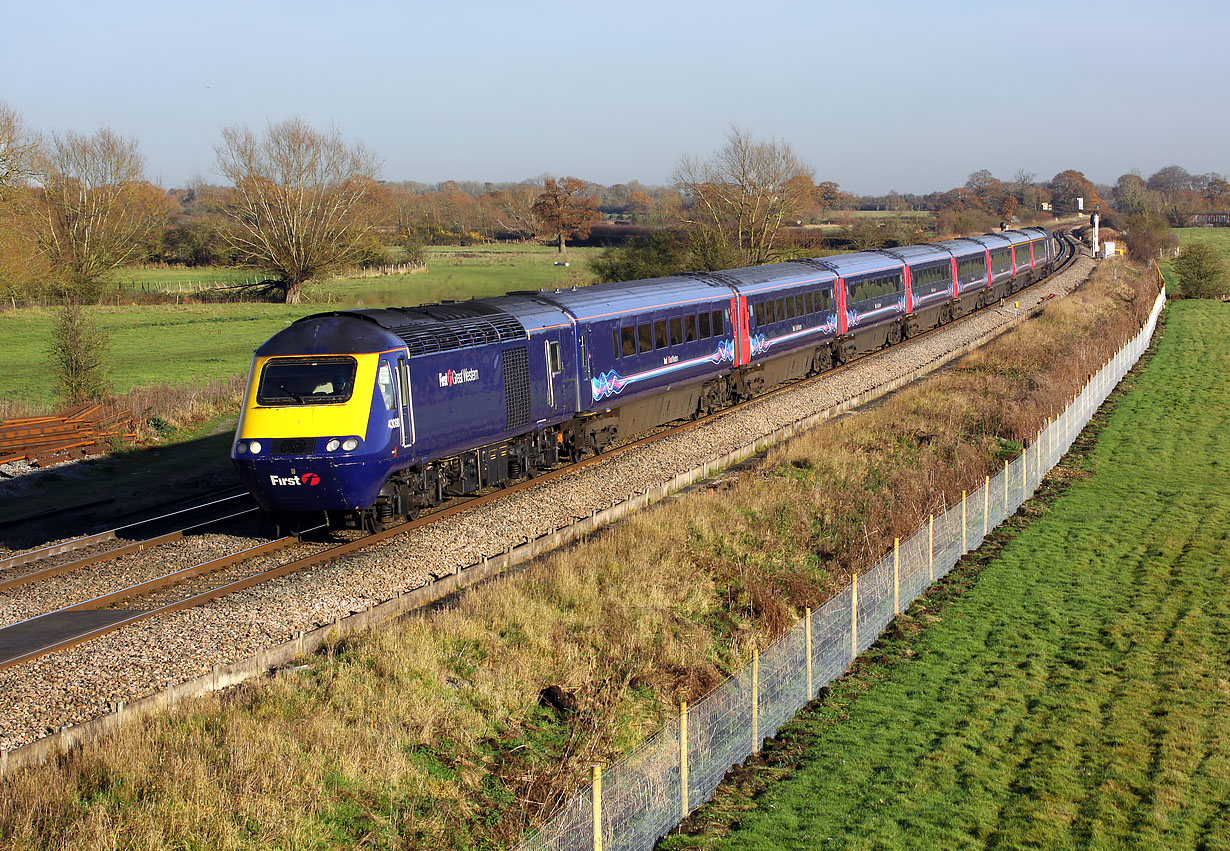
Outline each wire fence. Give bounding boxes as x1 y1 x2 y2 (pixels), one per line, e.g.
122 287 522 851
518 287 1167 851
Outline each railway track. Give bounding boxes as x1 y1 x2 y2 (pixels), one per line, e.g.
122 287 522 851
0 232 1081 674
0 489 258 580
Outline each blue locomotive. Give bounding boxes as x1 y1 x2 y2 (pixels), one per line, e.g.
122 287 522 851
233 228 1055 528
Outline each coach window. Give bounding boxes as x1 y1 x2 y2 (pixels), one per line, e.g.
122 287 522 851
795 294 805 316
754 301 766 327
785 295 796 319
638 323 653 354
699 310 711 339
764 299 775 324
621 327 637 357
670 317 683 346
712 310 725 336
776 297 786 321
684 314 697 342
804 291 814 314
654 320 668 349
612 328 620 358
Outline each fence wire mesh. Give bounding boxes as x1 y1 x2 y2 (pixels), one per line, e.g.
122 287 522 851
519 290 1165 851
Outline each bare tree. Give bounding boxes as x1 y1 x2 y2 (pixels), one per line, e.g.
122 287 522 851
32 128 168 299
490 180 544 241
214 118 381 303
674 125 814 266
0 101 38 190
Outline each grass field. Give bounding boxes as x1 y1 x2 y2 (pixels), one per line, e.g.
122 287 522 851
667 300 1230 849
0 245 601 409
1160 227 1230 291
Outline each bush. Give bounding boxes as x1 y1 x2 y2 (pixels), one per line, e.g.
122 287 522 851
589 230 691 282
1124 212 1178 261
1173 241 1227 299
47 301 111 404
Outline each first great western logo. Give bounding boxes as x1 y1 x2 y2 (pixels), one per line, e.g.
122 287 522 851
438 367 479 387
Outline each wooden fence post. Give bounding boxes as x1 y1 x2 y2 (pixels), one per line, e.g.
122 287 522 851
983 475 990 537
893 538 900 614
751 649 760 754
928 515 934 582
851 573 859 660
805 608 813 699
592 764 603 851
961 490 967 553
680 702 689 817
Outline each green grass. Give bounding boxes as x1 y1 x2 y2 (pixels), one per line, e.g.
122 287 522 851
0 245 602 409
0 304 320 408
667 300 1230 850
1159 227 1230 291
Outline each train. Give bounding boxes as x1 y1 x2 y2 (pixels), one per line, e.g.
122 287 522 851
232 227 1056 529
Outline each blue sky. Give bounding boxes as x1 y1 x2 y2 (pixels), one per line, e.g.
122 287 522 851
4 0 1226 193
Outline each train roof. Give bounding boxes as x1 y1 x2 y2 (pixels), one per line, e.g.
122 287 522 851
255 313 406 357
271 302 531 358
931 238 991 258
874 244 953 265
481 294 574 333
702 261 837 296
530 275 731 323
965 233 1014 251
815 251 905 277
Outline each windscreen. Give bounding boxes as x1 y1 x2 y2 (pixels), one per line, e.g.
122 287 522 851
257 357 358 405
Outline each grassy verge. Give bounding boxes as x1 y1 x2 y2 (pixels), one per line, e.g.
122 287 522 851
1159 227 1230 292
0 246 602 412
665 299 1230 849
0 263 1159 849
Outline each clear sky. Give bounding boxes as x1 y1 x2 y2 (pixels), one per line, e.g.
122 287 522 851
4 0 1226 194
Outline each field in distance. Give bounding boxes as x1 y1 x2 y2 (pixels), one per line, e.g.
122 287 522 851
0 245 599 408
667 299 1230 850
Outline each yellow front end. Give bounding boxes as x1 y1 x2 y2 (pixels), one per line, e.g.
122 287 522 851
235 352 382 442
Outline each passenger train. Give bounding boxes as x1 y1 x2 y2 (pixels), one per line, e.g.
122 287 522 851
233 228 1056 528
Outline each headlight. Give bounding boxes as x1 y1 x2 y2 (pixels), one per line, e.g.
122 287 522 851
325 438 341 452
248 440 262 454
342 438 359 451
235 443 248 455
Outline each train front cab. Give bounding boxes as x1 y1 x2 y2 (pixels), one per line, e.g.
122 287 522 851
232 315 414 523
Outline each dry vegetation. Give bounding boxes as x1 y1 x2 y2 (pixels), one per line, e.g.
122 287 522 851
0 262 1160 850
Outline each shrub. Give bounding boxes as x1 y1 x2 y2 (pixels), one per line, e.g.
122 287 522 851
589 230 690 282
47 301 110 404
1173 240 1226 299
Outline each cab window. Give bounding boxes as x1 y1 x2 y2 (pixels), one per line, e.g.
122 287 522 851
377 361 396 411
257 357 357 406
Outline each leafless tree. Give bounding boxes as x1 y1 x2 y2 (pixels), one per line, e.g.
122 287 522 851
32 127 168 298
674 125 814 266
0 101 38 190
490 180 543 241
214 118 381 303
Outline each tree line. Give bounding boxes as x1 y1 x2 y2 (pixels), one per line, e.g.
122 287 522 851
2 101 1224 306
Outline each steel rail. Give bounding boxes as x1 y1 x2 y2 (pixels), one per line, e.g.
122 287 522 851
0 491 253 573
0 507 261 594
